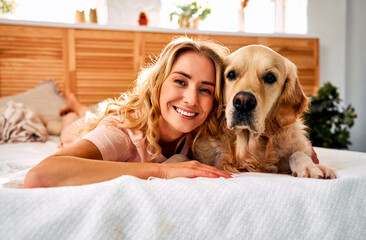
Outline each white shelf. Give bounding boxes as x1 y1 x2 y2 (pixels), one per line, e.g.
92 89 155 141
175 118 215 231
0 19 318 39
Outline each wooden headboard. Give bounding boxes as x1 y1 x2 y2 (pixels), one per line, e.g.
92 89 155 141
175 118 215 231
0 23 319 105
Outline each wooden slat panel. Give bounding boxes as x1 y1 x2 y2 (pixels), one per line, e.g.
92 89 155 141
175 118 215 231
0 25 66 97
0 24 64 37
0 23 319 105
141 33 179 67
74 29 136 104
206 34 260 53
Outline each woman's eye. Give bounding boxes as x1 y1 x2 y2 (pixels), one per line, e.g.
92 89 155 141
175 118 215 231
199 88 212 95
226 71 237 81
264 73 277 84
174 79 186 86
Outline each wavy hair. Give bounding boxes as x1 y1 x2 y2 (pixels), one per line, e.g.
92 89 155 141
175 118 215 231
82 36 229 160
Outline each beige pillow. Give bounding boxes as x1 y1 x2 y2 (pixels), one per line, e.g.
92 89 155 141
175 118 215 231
0 79 66 122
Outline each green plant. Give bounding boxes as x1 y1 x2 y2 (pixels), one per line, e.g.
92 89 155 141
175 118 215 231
0 0 16 14
169 1 211 28
304 82 357 149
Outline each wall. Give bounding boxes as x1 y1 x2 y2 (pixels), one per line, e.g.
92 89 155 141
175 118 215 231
105 0 161 27
308 0 366 152
307 0 347 98
345 0 366 152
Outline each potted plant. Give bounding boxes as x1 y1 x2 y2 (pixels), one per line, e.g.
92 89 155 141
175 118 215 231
169 1 211 29
0 0 16 14
304 82 357 149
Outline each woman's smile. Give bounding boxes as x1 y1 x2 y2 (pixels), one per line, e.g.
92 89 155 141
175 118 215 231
173 106 198 118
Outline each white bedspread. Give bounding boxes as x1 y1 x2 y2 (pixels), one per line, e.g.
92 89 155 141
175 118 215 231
0 141 365 240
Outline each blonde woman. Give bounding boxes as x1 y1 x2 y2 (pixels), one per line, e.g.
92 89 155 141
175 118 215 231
24 37 231 188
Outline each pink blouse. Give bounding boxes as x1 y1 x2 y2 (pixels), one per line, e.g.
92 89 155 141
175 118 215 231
83 116 192 163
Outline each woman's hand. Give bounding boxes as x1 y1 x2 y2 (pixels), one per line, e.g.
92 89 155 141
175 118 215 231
158 160 232 179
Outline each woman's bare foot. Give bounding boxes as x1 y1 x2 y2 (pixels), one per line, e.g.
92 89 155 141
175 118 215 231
59 93 87 117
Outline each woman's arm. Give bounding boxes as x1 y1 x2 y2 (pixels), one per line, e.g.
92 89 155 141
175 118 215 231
24 140 231 188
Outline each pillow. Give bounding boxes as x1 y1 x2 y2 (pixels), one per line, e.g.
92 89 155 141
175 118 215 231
0 79 66 122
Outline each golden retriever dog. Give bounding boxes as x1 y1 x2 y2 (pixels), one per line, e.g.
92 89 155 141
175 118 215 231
171 45 336 179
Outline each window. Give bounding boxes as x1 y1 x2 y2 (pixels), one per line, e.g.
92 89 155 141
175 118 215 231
3 0 80 23
161 0 308 34
3 0 307 34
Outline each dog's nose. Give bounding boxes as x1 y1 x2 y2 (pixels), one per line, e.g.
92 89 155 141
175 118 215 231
233 91 257 112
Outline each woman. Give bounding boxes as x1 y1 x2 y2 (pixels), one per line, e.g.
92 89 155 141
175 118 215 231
24 37 231 188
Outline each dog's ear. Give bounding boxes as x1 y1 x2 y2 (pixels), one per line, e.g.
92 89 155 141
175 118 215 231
275 60 308 127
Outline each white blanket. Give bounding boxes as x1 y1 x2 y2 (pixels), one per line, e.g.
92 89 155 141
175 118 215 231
0 141 365 240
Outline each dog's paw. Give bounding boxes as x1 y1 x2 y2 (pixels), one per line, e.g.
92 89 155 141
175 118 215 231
316 164 337 179
292 164 337 179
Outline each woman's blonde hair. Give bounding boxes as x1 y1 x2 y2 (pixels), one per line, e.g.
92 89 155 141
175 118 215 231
83 36 229 160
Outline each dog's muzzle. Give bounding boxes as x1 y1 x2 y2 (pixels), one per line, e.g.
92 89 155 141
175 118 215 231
230 91 257 129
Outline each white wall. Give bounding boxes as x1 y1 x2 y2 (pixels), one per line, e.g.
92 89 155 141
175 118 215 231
345 0 366 152
307 0 347 98
308 0 366 152
106 0 161 27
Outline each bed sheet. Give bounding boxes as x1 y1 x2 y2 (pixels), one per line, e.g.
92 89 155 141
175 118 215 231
0 136 59 188
0 140 365 240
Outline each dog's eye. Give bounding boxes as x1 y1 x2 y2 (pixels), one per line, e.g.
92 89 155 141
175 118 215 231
226 71 237 81
264 73 277 84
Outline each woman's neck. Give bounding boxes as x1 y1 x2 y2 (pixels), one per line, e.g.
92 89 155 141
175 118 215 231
157 117 184 143
157 117 186 158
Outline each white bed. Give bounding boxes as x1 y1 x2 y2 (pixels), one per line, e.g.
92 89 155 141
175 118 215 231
0 137 365 240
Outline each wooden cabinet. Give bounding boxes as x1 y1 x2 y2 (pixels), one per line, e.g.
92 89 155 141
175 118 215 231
0 23 319 105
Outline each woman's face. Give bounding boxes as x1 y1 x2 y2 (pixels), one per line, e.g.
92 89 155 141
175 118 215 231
159 51 216 141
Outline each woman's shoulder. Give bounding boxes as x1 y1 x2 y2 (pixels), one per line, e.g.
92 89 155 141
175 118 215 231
99 115 123 124
97 114 145 142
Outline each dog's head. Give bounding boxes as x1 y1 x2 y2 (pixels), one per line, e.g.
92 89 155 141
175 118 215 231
223 45 308 136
